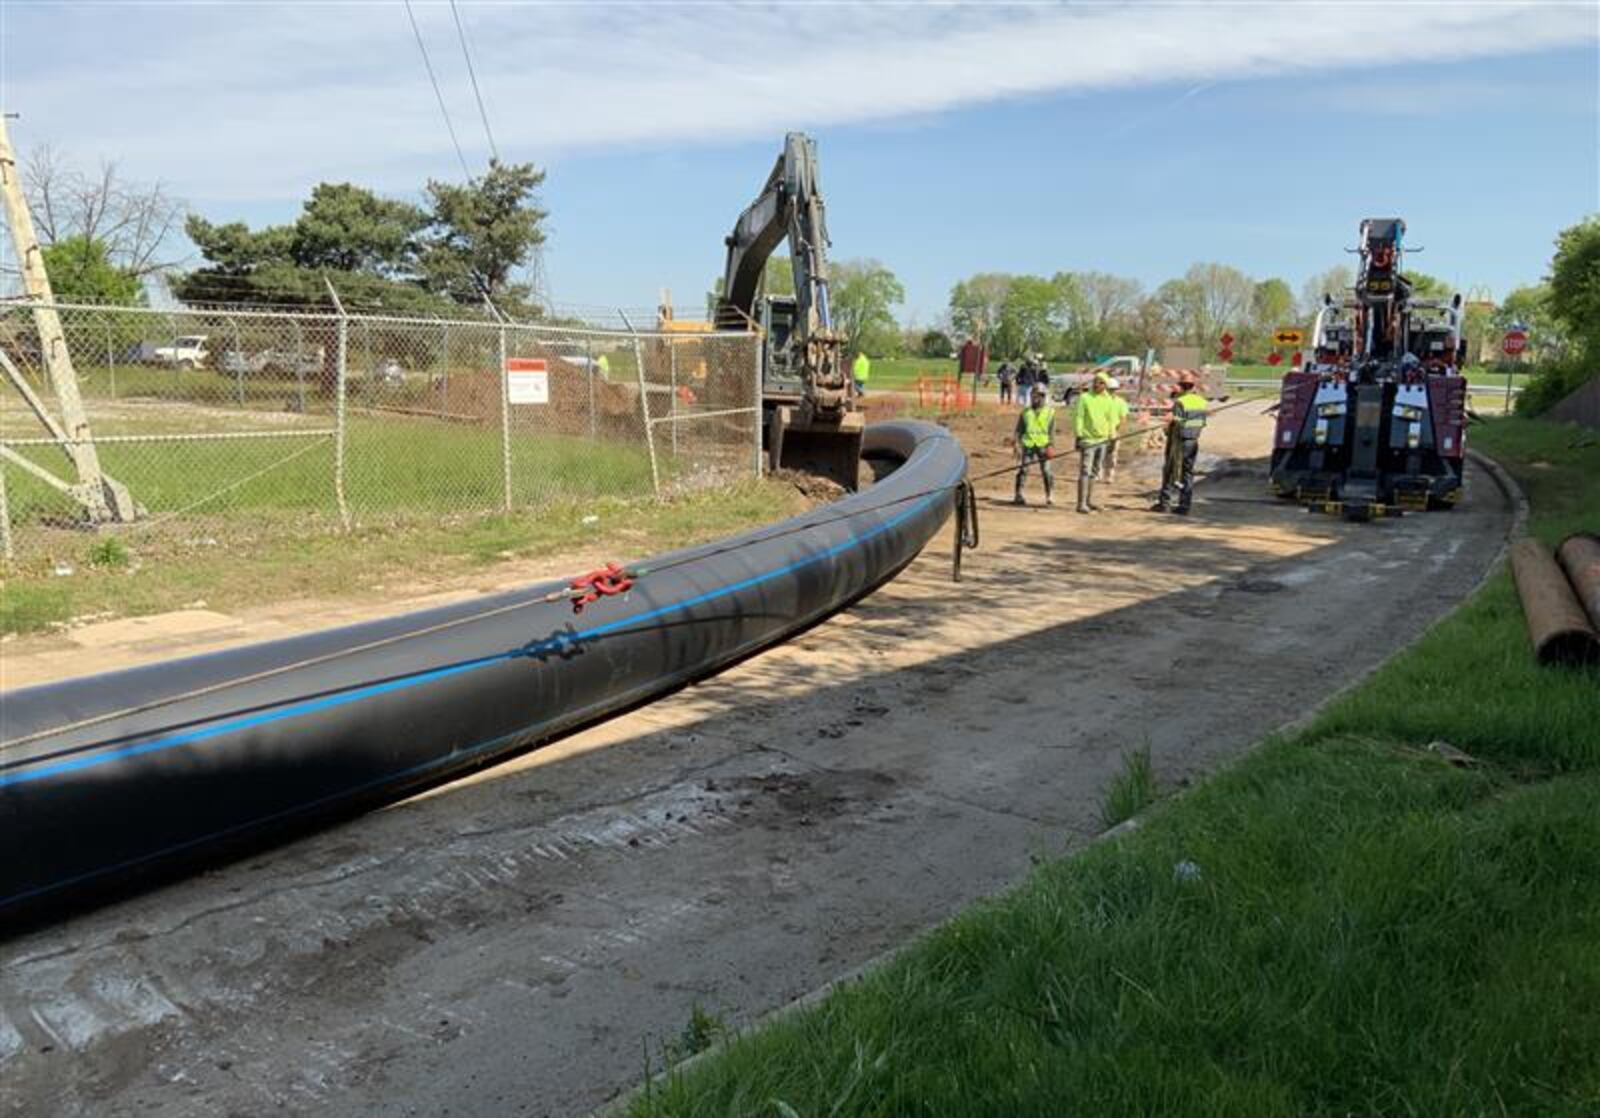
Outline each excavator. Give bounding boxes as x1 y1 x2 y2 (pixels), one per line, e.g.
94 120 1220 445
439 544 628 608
1270 218 1469 520
713 133 865 489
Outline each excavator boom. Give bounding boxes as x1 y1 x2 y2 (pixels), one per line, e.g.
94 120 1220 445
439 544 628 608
715 133 863 489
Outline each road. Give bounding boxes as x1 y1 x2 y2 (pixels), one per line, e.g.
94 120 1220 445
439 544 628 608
0 405 1512 1117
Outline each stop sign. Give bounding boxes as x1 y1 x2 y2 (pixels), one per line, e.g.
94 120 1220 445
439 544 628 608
1267 352 1283 366
1217 347 1234 362
1502 330 1529 357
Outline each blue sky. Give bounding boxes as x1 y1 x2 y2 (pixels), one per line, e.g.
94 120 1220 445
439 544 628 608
4 1 1597 322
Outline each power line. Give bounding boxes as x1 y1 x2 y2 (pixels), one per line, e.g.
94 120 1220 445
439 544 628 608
402 0 473 181
449 0 499 164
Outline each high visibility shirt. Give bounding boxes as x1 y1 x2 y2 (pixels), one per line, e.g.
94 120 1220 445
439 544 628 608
1174 391 1209 438
1017 405 1056 449
1074 390 1121 443
1110 394 1130 427
853 354 872 382
597 354 611 376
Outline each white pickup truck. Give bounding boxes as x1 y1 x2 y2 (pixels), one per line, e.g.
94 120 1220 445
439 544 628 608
1049 355 1145 403
152 335 211 369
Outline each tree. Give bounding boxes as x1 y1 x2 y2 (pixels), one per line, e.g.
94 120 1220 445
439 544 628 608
174 164 547 315
1187 262 1254 345
1516 216 1600 415
421 160 548 305
948 273 1014 344
292 183 427 276
1403 271 1454 298
22 144 186 279
1064 271 1142 355
177 211 447 314
920 329 953 358
1244 277 1296 360
1494 284 1566 361
1129 296 1170 352
1547 216 1600 358
761 255 797 298
831 259 905 356
994 274 1067 358
1251 278 1294 331
1300 265 1354 318
41 236 144 304
1156 277 1205 346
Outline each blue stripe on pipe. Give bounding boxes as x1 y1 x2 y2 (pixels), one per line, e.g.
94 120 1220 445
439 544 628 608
2 464 958 789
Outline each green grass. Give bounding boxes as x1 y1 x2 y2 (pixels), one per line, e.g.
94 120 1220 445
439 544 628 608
627 416 1600 1117
1100 746 1157 829
0 479 804 635
1 418 657 527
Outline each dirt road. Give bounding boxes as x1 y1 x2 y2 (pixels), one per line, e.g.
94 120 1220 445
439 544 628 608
0 405 1512 1117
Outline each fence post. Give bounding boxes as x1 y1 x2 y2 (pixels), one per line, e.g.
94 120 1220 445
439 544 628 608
229 316 245 407
585 335 597 440
325 280 351 529
668 335 679 457
498 324 513 511
291 318 308 414
104 319 117 399
0 461 12 564
439 320 451 410
618 310 661 497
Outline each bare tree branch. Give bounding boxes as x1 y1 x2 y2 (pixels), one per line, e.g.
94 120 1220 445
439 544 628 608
18 148 186 276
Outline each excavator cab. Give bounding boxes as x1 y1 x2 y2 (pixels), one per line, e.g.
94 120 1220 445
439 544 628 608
759 295 865 489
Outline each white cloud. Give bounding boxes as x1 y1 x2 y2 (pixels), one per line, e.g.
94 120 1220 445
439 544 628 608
4 0 1595 199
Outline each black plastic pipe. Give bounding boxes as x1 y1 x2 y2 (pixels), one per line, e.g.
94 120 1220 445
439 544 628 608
1 420 966 925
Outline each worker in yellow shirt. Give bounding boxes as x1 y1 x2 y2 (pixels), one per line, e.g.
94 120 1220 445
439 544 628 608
1154 371 1209 515
1011 385 1056 506
1072 371 1121 514
852 351 871 397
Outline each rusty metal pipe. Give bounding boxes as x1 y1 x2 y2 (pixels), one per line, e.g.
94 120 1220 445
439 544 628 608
1557 533 1600 632
1511 538 1600 667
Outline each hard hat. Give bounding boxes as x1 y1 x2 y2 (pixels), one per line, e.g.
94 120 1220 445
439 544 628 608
1093 370 1110 384
1031 384 1046 399
1105 376 1121 390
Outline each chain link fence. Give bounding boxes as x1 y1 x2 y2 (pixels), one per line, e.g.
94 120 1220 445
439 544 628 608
0 301 762 567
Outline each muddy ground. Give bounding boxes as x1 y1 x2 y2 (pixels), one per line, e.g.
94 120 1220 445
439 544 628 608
0 403 1512 1117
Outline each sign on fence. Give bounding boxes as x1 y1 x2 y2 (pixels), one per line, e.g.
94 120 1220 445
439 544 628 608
505 357 549 405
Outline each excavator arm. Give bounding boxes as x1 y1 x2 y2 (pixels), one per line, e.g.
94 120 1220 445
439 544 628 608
716 133 862 487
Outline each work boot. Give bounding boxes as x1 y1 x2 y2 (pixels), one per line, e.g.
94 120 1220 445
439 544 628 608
1174 505 1191 516
1086 479 1102 513
1076 478 1091 514
1150 502 1171 514
1012 491 1026 507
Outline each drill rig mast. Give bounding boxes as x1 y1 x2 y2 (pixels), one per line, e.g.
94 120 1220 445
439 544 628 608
1270 219 1469 519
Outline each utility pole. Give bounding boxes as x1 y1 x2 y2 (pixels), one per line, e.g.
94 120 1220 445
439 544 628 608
0 113 133 521
0 111 134 521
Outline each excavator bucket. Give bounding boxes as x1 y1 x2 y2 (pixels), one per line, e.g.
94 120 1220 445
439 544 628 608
769 406 866 491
